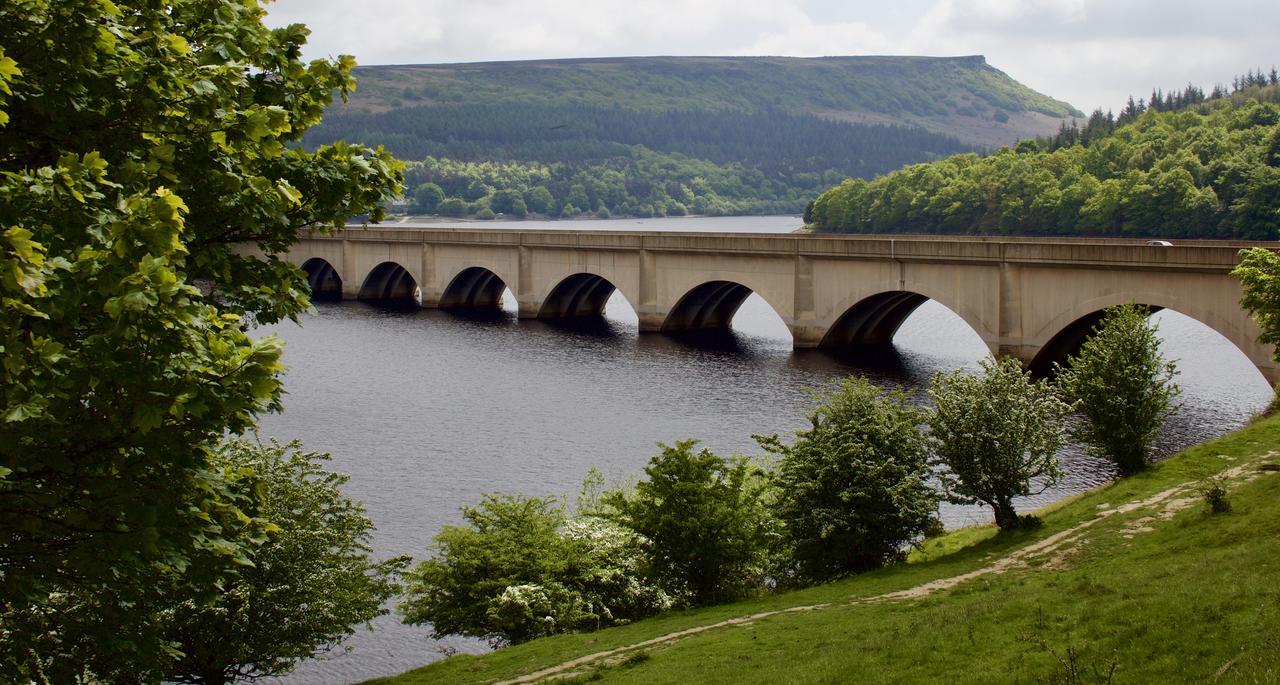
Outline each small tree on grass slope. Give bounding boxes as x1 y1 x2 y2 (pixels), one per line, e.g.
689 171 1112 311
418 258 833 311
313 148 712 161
607 441 774 606
929 357 1071 530
1054 304 1181 475
755 377 938 583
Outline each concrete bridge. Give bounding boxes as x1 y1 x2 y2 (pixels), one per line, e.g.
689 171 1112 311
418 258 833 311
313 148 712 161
284 227 1280 383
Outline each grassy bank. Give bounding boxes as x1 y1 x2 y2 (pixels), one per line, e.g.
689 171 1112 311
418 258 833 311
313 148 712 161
370 415 1280 684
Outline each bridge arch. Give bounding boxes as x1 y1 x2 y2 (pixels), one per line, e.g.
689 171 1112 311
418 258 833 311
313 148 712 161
538 272 629 319
440 266 509 310
661 280 791 335
816 287 995 354
359 261 418 303
301 257 342 301
1026 291 1268 382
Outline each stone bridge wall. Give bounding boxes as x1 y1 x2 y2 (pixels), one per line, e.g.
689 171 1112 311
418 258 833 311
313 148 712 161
281 228 1279 383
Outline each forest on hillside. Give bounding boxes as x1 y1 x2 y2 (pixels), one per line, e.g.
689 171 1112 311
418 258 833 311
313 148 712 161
311 105 974 218
310 104 972 174
809 76 1280 240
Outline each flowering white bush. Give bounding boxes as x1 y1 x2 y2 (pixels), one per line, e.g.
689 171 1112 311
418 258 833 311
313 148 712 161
401 493 673 646
563 516 676 620
484 583 595 643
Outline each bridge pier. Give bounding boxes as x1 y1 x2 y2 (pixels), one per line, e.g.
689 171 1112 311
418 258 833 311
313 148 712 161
636 310 667 333
517 300 540 319
419 287 444 308
788 321 825 349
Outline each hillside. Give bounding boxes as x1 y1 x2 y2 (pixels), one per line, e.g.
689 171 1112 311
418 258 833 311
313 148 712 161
303 56 1079 219
808 84 1280 240
323 55 1080 149
370 414 1280 684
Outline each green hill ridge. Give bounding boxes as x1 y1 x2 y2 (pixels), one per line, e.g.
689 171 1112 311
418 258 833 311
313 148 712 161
332 55 1079 148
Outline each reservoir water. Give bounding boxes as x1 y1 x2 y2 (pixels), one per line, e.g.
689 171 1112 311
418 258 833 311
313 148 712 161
256 216 1274 683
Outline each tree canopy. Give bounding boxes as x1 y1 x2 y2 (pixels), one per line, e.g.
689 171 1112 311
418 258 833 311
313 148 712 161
810 94 1280 240
928 357 1070 530
605 441 774 606
756 378 937 582
0 0 401 678
162 440 408 685
1054 305 1182 475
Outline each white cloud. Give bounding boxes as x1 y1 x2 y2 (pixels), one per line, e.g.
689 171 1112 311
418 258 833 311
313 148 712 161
264 0 1280 113
900 0 1279 111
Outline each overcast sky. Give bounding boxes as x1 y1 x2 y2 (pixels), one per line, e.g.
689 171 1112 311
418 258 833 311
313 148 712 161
264 0 1278 114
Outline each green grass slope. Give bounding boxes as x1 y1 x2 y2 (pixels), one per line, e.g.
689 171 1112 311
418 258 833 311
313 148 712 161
370 414 1280 684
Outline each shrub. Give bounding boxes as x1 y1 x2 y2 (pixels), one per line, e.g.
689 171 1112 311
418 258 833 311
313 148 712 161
411 182 444 213
755 377 937 582
606 441 774 605
509 197 528 218
484 583 594 645
401 495 575 644
400 493 668 645
1198 476 1231 514
929 357 1071 530
437 197 468 217
561 516 673 623
1054 304 1181 475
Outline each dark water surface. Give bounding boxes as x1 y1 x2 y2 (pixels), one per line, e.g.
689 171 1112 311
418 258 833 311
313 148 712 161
256 219 1272 684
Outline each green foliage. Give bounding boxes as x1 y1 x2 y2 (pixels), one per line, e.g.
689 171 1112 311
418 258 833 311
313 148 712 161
755 377 938 583
811 98 1280 239
401 149 840 219
928 357 1071 529
401 495 573 644
399 494 670 646
1054 305 1181 476
437 197 468 216
1197 475 1232 514
161 440 408 685
524 186 555 214
0 0 400 678
606 441 774 606
411 182 445 212
1234 247 1280 357
489 188 524 214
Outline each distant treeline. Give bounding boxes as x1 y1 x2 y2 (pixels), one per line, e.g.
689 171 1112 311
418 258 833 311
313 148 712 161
809 74 1280 240
404 147 844 218
1042 69 1280 151
307 103 972 178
